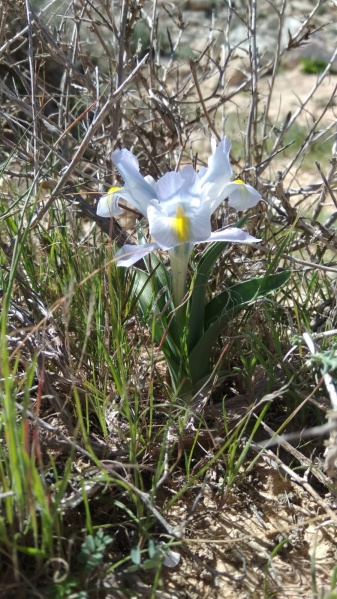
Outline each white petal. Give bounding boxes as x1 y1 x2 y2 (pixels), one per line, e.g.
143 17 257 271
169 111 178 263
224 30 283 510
156 171 185 203
112 148 140 172
110 185 144 208
210 136 217 156
189 200 212 241
114 242 159 267
180 165 198 186
203 136 232 180
96 192 123 217
227 181 261 210
112 148 157 215
148 201 211 250
148 204 178 250
156 168 202 214
144 174 156 188
199 136 233 211
198 165 207 178
180 165 202 199
162 548 181 568
206 227 261 244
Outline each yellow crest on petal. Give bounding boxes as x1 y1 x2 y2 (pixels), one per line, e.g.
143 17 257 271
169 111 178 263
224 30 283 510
233 179 244 184
172 205 190 243
108 186 121 194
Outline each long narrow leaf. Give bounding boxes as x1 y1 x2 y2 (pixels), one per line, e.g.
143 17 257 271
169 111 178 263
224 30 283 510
187 214 250 353
133 269 182 367
204 271 290 328
189 271 290 388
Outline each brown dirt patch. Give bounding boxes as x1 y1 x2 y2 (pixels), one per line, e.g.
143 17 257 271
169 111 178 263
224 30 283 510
154 463 336 598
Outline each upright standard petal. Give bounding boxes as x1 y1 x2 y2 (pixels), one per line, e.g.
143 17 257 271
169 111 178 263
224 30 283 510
156 171 185 204
112 148 157 215
201 136 232 183
114 242 160 267
97 187 124 217
156 166 202 211
199 137 234 212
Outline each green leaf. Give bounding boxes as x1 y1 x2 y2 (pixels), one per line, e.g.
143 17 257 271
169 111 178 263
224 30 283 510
205 270 290 328
189 271 290 387
132 266 183 378
85 535 96 553
187 214 250 353
127 564 140 573
148 539 157 559
130 545 142 566
10 546 46 557
143 557 161 570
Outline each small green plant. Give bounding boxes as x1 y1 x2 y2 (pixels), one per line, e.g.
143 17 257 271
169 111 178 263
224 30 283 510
300 57 328 74
128 539 180 572
78 529 113 573
306 349 337 376
174 44 197 60
129 540 160 572
48 579 88 599
130 21 170 57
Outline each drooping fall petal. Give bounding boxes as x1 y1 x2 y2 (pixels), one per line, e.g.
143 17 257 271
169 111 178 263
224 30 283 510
114 242 160 267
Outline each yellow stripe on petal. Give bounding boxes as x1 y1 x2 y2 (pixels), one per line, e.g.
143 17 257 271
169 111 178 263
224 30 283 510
172 205 190 243
108 186 121 194
233 179 245 184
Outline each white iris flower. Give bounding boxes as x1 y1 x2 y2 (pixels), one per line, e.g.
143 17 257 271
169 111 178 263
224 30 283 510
97 137 261 304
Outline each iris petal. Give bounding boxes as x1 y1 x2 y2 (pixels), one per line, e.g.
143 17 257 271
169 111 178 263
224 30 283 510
199 136 233 211
227 181 261 210
156 171 185 203
147 204 180 250
98 138 262 269
206 228 261 243
96 188 123 217
148 200 212 250
115 242 160 267
212 180 262 211
112 148 157 215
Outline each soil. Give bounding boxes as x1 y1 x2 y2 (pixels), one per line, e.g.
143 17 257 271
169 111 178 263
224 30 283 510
117 460 336 599
164 465 335 598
